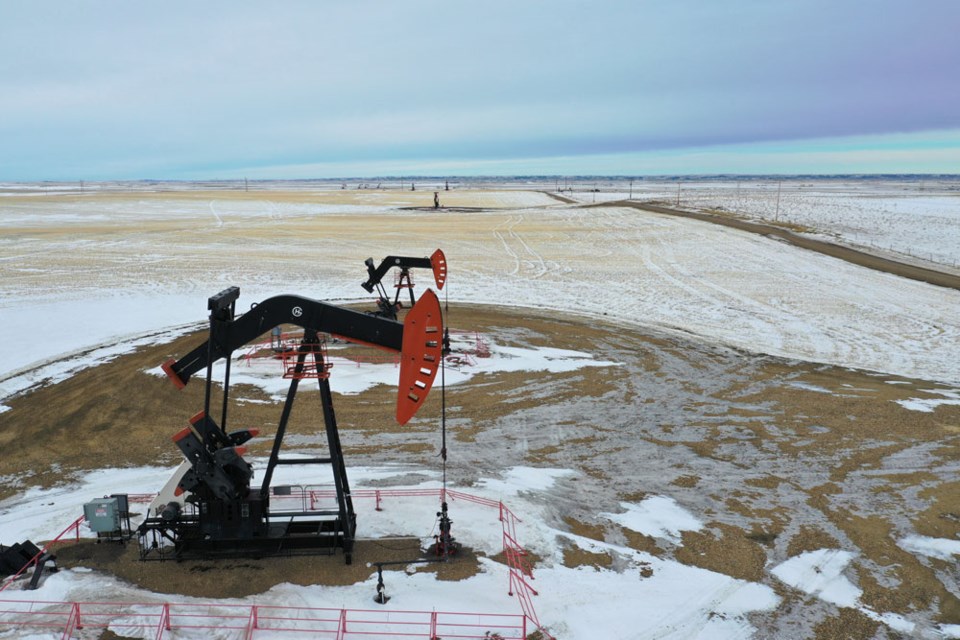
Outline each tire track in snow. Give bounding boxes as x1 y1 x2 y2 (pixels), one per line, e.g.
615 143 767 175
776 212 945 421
594 206 839 359
208 200 223 227
634 576 760 639
492 216 522 275
609 205 920 374
491 213 549 278
652 231 836 355
509 214 549 278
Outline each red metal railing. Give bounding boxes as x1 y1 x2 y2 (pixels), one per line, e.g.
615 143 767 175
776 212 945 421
447 329 491 359
1 487 554 638
264 486 554 638
0 600 528 639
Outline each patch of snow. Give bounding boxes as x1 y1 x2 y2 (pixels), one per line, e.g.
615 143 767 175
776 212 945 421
770 549 917 636
770 548 861 608
535 558 777 639
601 495 704 543
787 381 834 394
860 609 916 635
476 466 575 498
899 535 960 561
895 389 960 413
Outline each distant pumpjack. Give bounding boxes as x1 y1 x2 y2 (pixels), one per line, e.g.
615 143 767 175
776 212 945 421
361 249 447 320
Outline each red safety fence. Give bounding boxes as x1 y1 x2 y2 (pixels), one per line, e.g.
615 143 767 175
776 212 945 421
0 599 529 639
0 487 554 639
447 329 491 359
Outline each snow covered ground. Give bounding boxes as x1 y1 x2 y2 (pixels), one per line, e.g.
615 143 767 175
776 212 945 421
561 178 960 270
172 331 622 400
1 181 959 637
1 181 959 405
0 463 776 639
5 461 958 638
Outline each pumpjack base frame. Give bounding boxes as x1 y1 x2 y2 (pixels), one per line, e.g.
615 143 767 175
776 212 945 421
138 511 357 563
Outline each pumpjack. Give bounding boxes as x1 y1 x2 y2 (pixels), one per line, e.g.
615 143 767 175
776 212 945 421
138 286 443 563
362 249 447 320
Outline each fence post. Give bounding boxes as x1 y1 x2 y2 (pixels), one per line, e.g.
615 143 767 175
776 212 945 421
375 490 382 511
154 603 170 640
430 611 438 640
61 602 79 639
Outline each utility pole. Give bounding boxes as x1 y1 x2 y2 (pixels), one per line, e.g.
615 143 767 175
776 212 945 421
244 177 248 192
676 181 681 206
629 179 633 200
775 180 782 222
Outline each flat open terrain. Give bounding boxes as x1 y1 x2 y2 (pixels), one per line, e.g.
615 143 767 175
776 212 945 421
1 184 958 638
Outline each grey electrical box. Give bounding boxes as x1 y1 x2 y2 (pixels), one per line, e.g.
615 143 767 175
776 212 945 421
84 497 120 533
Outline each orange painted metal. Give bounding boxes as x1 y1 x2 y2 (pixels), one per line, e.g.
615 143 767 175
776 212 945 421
430 249 447 290
161 358 186 389
396 288 443 424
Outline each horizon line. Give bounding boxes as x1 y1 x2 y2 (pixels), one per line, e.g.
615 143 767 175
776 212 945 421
4 173 960 184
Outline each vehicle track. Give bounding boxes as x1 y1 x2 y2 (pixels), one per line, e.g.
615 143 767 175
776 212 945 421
491 214 549 278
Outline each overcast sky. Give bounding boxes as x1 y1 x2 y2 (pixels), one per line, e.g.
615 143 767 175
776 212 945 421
1 1 959 179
